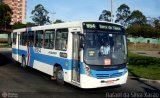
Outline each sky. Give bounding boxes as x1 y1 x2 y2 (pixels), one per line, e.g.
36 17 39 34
27 0 160 23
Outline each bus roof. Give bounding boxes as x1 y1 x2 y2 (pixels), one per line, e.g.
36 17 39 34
13 21 123 33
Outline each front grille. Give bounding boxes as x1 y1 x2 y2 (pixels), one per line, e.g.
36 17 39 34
96 74 110 79
110 72 123 78
95 72 123 79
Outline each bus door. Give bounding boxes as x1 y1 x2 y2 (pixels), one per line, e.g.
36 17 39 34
12 32 19 61
72 32 80 83
17 34 20 62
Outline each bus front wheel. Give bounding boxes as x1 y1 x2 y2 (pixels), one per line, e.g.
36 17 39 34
21 56 26 68
56 66 64 85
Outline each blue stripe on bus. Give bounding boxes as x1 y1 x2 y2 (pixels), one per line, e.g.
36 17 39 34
12 48 28 58
27 27 32 31
80 62 85 74
12 48 18 54
12 48 72 70
12 48 127 78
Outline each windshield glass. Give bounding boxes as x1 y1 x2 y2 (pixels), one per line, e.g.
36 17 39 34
84 30 127 65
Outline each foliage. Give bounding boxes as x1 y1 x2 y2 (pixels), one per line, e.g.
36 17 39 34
141 24 157 38
99 4 160 38
0 3 13 28
12 22 36 29
153 17 160 29
31 4 50 25
0 45 11 48
127 10 147 25
128 53 160 80
26 22 36 27
12 22 26 29
99 10 111 22
126 24 159 38
156 29 160 38
128 53 160 66
126 25 141 37
115 4 131 26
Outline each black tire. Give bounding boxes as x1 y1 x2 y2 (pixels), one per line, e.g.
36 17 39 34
21 56 26 68
55 66 65 85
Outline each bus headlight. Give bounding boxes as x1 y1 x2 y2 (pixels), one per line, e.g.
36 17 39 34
84 65 92 77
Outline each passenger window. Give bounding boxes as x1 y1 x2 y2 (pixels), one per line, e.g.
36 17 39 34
55 29 68 51
44 30 55 49
12 33 17 45
20 32 27 46
28 31 34 47
35 30 43 48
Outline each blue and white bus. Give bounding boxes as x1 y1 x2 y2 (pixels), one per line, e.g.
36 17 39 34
12 21 128 88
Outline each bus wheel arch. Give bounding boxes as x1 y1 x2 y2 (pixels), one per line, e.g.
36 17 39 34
54 64 65 85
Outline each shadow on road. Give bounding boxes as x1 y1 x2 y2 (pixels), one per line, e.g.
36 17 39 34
0 52 13 66
129 71 160 93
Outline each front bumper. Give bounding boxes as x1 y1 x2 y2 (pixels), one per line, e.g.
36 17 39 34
80 71 128 89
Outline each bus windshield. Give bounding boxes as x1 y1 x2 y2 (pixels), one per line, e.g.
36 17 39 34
83 30 127 66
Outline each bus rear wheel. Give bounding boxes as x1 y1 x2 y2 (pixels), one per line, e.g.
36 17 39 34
56 66 64 85
21 56 26 68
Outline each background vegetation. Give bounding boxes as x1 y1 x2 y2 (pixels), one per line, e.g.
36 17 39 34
99 3 160 38
128 53 160 80
0 3 13 29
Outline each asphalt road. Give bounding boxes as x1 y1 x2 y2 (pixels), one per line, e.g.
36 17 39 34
0 51 160 98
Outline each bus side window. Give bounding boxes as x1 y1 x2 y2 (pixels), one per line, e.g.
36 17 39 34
28 31 34 47
20 32 27 46
12 33 17 45
55 29 68 51
35 30 43 48
44 30 55 49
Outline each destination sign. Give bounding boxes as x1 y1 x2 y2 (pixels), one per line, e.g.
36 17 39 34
83 22 124 32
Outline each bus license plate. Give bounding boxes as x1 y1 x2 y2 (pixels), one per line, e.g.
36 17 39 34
106 80 114 84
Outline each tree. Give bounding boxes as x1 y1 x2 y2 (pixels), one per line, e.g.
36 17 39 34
115 4 131 26
126 25 141 37
127 10 147 25
153 17 160 38
126 24 157 38
156 28 160 38
53 19 64 24
12 22 26 29
26 22 36 27
12 22 36 29
99 10 111 22
31 4 50 25
0 3 13 29
153 17 160 29
140 24 156 38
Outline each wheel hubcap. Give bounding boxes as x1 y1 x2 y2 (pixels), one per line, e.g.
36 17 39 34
57 70 63 80
22 58 25 67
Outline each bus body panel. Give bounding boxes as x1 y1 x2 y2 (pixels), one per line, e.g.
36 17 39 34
12 33 19 61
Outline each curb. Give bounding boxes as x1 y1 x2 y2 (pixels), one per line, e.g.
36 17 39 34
129 76 160 84
0 48 12 52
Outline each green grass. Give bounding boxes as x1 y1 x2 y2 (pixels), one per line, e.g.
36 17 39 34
128 65 160 80
0 45 11 48
128 52 160 80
